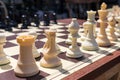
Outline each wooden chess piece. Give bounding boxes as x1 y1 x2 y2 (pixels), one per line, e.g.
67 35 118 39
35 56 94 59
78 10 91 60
43 12 50 26
51 12 57 24
29 31 40 58
40 29 61 68
107 15 118 41
33 14 40 27
49 26 61 54
66 36 83 58
81 21 99 51
21 15 28 29
96 2 111 47
5 16 12 31
66 18 80 44
115 16 120 37
14 35 39 77
81 10 97 41
0 34 10 65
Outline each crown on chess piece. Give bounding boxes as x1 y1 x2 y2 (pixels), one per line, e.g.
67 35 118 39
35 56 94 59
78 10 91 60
101 2 107 10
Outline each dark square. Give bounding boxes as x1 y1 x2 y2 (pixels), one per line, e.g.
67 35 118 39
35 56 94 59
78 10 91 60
57 35 68 39
6 35 17 41
37 35 46 40
4 42 18 48
35 41 45 49
58 41 70 47
58 31 69 34
0 70 49 80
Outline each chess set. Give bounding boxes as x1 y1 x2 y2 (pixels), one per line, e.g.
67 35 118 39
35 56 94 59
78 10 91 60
0 2 120 80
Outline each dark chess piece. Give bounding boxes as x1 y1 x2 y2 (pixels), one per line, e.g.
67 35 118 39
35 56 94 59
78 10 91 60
51 12 57 24
33 14 40 27
21 15 28 29
5 16 12 31
43 12 50 26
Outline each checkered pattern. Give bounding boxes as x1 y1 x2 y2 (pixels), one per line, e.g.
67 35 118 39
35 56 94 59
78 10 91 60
0 22 120 80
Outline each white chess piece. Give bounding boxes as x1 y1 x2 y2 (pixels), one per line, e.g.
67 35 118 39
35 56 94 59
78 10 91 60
115 16 120 37
107 15 118 41
81 10 97 41
66 18 80 44
96 2 111 47
29 31 40 58
66 36 83 58
14 35 39 77
40 29 61 68
66 23 83 58
49 26 61 54
0 34 10 65
81 21 98 51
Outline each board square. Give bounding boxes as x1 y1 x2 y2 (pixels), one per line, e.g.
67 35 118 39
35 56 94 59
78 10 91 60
4 42 18 48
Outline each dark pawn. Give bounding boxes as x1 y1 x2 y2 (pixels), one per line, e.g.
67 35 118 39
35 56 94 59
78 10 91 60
21 15 28 29
51 12 57 24
5 16 12 31
43 13 50 26
33 14 40 27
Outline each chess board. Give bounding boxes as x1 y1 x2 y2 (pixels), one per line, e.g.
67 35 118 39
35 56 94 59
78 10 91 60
0 21 120 80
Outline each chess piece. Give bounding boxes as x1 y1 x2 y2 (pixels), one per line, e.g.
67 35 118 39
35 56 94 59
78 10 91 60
5 16 12 31
107 15 118 41
96 2 111 47
81 10 97 41
51 12 57 24
49 26 61 54
0 34 10 65
14 35 39 77
66 36 83 58
43 12 50 26
115 16 120 37
40 29 61 68
21 15 28 29
33 14 40 27
29 31 40 58
81 20 99 51
66 18 80 44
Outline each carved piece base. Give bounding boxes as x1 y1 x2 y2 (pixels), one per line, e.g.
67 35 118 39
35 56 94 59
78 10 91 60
96 35 111 47
0 54 10 66
14 63 39 77
66 47 83 58
108 35 118 41
82 40 99 51
40 57 61 68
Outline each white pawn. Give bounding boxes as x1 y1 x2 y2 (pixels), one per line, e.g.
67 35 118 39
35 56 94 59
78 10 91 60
66 36 83 58
0 34 10 65
81 22 98 51
107 15 118 41
115 16 120 37
81 10 97 41
66 18 80 44
29 31 40 58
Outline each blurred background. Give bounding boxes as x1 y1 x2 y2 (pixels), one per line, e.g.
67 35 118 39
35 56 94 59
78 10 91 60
0 0 119 23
